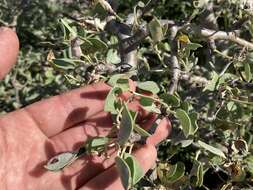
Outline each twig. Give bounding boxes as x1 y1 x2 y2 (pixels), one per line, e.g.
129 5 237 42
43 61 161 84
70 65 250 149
167 26 180 95
185 25 253 50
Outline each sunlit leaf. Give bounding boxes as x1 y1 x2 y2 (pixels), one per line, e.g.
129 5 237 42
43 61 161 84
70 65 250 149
115 78 130 92
104 87 122 114
203 72 219 91
148 17 163 43
176 109 191 137
106 49 121 64
198 140 226 158
244 62 252 82
245 155 253 176
124 154 144 185
181 101 190 113
59 18 77 37
196 162 204 187
108 74 128 86
186 42 203 50
85 137 109 153
141 102 161 114
97 0 116 15
137 81 160 94
167 162 185 183
81 37 108 54
134 124 151 137
44 152 77 171
51 58 76 70
189 112 199 135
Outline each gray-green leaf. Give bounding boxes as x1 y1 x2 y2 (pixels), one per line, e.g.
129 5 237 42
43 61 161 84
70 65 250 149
203 72 219 91
176 109 191 137
244 62 252 82
125 154 144 185
161 94 180 107
198 140 226 158
118 103 134 145
115 156 131 190
51 58 76 70
104 87 122 114
137 81 160 94
106 49 121 64
148 17 163 43
167 162 185 183
134 124 151 137
44 152 77 171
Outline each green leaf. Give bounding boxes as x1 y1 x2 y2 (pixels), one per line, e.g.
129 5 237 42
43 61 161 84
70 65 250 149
189 112 199 135
85 137 109 153
124 154 144 185
104 87 122 114
118 103 134 145
59 18 77 37
198 140 226 158
148 17 163 43
179 139 194 148
244 62 252 82
89 38 108 50
134 124 151 137
106 49 121 64
196 162 204 187
97 0 116 15
203 72 219 91
81 37 108 54
190 160 204 187
186 42 203 50
161 94 180 107
167 162 185 183
141 103 161 114
51 58 76 70
44 152 77 171
115 156 131 190
140 97 154 107
115 78 130 92
137 81 160 94
181 101 190 113
245 155 253 176
108 74 128 87
176 109 191 137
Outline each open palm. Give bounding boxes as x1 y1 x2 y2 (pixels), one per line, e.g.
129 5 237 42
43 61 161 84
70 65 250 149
0 27 171 190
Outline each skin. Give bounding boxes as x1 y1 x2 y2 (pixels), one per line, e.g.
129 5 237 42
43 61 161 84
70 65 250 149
0 27 172 190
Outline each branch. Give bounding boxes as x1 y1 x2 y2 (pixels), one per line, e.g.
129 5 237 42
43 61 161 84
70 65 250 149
185 25 253 50
167 26 180 95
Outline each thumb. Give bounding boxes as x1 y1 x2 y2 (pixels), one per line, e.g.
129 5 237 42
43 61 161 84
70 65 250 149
0 27 19 80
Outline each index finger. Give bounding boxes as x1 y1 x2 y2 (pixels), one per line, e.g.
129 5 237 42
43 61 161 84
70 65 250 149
0 27 19 80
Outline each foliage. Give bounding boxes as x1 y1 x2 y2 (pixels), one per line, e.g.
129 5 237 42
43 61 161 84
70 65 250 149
1 0 253 189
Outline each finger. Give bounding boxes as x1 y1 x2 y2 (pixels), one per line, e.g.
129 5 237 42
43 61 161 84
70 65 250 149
146 117 172 145
0 27 19 80
49 113 162 189
19 82 110 137
79 144 157 190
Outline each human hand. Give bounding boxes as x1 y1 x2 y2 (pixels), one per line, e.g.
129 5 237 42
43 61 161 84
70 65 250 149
0 27 171 190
